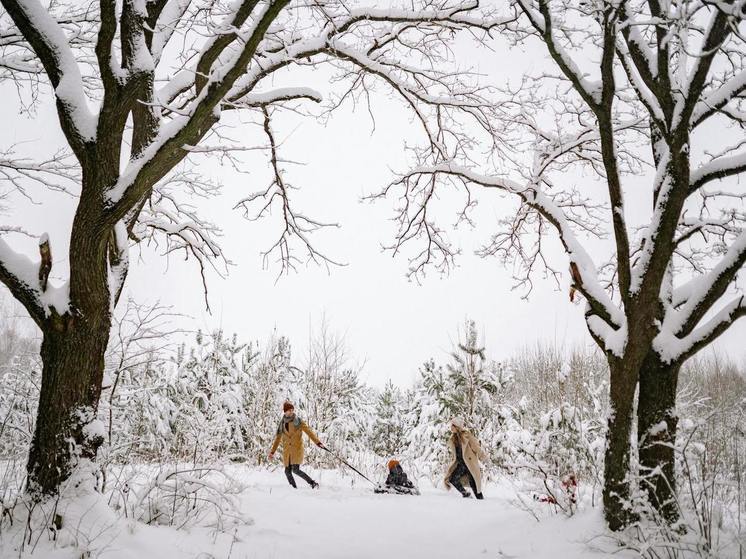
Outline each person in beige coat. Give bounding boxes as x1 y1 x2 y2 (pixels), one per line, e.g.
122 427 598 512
444 417 487 499
269 401 325 488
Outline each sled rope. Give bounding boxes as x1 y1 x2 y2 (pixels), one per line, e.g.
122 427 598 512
322 447 375 485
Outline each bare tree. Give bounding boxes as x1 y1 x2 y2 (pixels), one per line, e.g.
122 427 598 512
0 0 504 497
375 0 746 530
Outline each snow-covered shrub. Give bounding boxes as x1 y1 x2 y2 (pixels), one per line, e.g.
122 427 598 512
0 354 40 460
404 369 452 484
494 345 608 516
511 403 605 516
108 465 250 531
0 298 40 461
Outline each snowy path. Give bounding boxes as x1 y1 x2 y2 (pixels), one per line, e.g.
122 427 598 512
93 468 625 559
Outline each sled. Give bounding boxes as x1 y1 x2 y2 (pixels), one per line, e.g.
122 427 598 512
374 483 420 496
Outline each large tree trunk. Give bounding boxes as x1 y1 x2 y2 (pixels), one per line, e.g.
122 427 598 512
637 351 680 523
27 312 110 495
27 198 113 496
604 359 639 531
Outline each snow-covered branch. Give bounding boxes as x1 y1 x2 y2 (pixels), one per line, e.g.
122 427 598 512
513 0 603 107
377 162 624 334
135 174 230 311
0 231 63 326
0 146 79 198
655 295 746 364
689 150 746 193
1 0 97 157
667 231 746 339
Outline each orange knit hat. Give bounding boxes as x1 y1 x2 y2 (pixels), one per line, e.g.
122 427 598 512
387 459 400 471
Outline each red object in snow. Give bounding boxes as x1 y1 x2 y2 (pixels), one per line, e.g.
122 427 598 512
561 473 578 504
533 473 578 507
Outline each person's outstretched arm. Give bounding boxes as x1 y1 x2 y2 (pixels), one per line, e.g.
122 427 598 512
301 421 323 447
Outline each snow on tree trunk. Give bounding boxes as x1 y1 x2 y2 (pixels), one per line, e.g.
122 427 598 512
30 309 110 495
603 359 639 531
637 351 681 523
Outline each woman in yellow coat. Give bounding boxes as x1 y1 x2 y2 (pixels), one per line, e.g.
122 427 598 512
444 417 487 499
269 401 325 488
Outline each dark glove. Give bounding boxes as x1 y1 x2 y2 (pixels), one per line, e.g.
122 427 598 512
317 441 325 449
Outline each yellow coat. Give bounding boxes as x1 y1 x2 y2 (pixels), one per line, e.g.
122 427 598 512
270 417 321 466
444 430 487 493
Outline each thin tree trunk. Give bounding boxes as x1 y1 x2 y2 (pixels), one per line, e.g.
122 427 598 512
637 351 680 523
604 359 639 531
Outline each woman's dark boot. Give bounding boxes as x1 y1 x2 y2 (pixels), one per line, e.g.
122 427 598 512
475 493 484 500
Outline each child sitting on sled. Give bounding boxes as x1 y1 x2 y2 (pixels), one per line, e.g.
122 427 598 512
374 459 419 495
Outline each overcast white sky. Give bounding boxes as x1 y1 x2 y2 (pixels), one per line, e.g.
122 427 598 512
1 25 744 389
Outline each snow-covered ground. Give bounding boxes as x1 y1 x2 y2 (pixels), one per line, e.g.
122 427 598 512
1 466 630 559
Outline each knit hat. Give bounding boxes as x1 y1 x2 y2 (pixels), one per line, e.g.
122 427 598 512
283 401 294 413
387 459 400 471
450 417 465 430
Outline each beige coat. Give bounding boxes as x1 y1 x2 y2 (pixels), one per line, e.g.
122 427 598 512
270 417 320 467
444 429 487 494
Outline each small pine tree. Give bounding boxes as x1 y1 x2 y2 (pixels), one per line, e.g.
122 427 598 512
370 380 408 457
178 330 248 460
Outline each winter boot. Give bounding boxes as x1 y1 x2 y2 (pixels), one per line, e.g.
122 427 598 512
451 478 471 498
475 493 484 500
311 481 319 489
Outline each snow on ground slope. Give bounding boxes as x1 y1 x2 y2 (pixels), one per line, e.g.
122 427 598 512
2 466 628 559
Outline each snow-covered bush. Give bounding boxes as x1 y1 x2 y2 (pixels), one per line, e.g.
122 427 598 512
486 345 609 516
109 465 250 531
0 354 40 460
0 298 40 461
173 330 249 461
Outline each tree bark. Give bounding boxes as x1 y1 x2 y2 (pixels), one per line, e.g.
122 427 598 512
27 310 110 495
26 182 113 496
637 351 680 523
603 359 639 531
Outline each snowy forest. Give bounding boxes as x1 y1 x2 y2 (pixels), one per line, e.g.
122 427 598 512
2 297 743 557
0 0 746 556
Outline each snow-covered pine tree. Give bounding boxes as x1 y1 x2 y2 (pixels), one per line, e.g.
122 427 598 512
370 380 408 458
429 320 509 436
177 330 248 461
405 362 450 481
